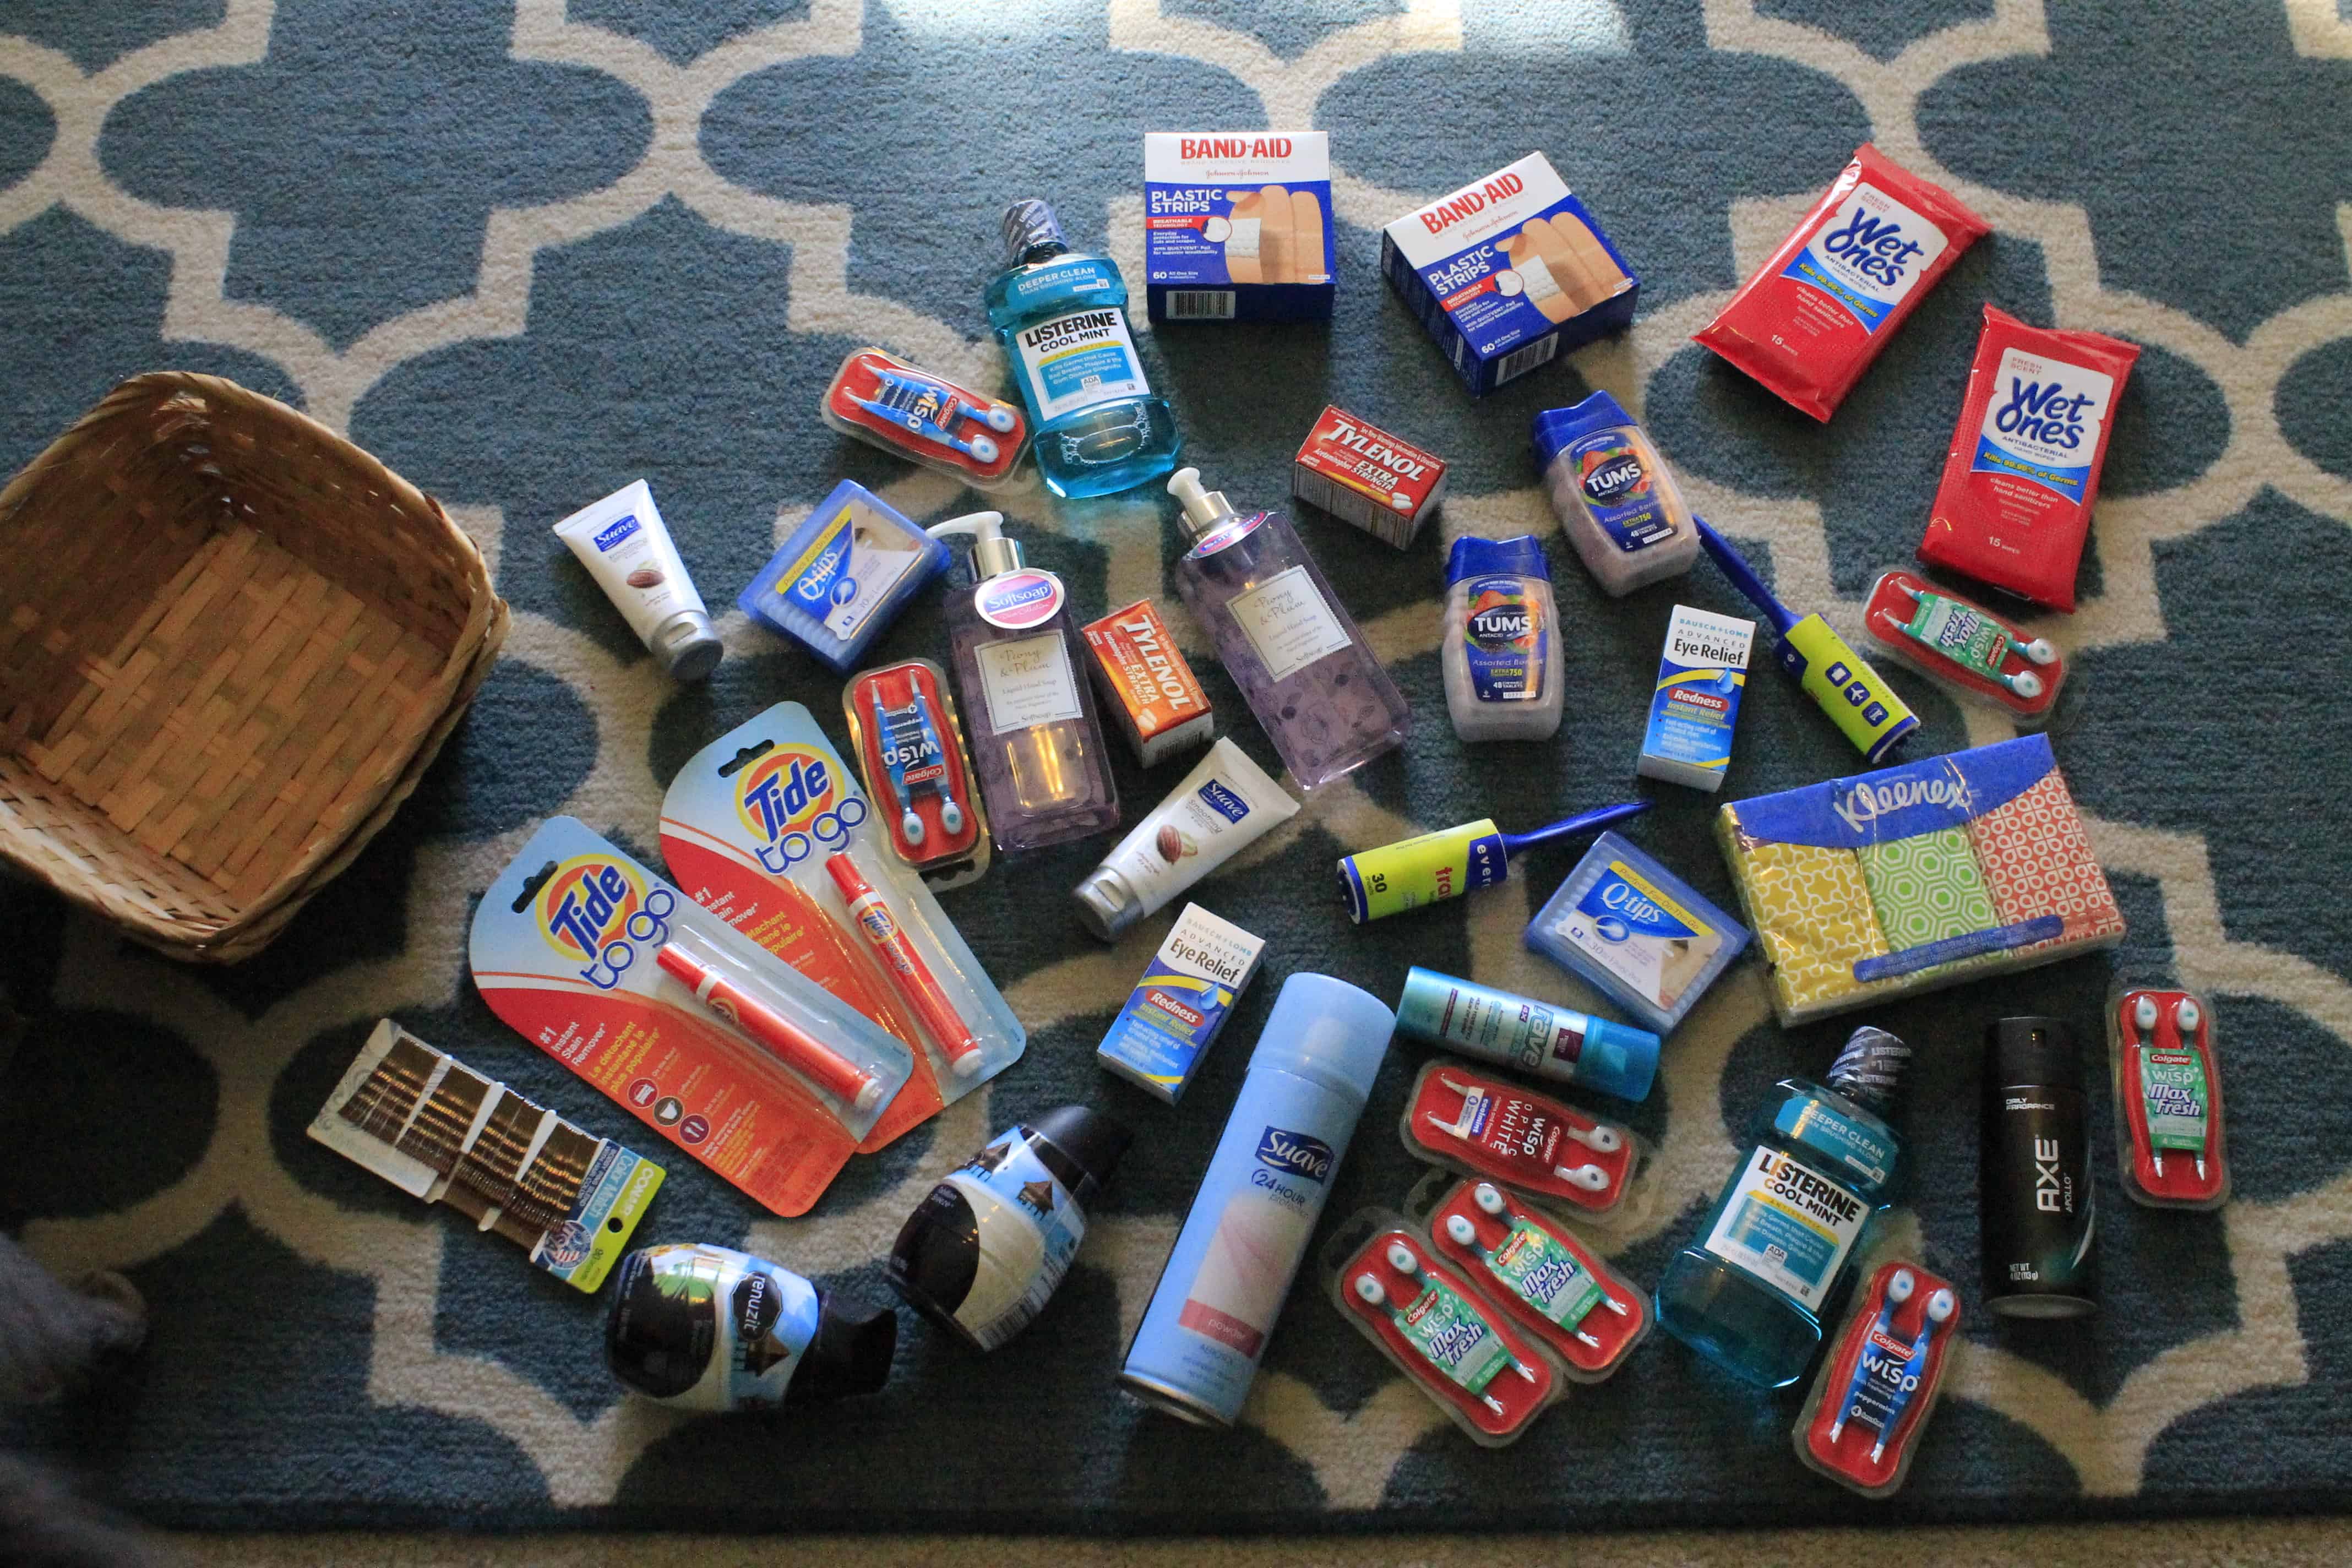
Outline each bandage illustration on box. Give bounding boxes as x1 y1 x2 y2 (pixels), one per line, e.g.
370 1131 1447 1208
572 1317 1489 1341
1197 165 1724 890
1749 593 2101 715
658 704 1026 1155
470 817 918 1216
1716 734 2125 1025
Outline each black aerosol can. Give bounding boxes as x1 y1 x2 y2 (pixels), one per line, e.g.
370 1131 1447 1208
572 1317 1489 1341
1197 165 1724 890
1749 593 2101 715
1980 1016 2098 1318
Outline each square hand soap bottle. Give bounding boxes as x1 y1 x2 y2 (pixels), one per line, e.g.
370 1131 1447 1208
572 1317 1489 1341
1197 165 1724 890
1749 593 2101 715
926 512 1120 853
1168 466 1409 790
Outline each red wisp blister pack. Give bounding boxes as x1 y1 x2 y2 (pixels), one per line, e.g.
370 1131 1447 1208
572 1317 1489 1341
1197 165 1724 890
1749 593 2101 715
1401 1058 1643 1221
1325 1215 1562 1446
1863 568 2067 727
1917 306 2141 612
2109 986 2229 1210
1793 1260 1962 1498
1422 1175 1648 1381
1694 145 1989 422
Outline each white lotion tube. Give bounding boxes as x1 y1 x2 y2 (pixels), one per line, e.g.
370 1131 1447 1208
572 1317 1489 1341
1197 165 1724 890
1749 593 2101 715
554 480 724 681
1072 737 1298 941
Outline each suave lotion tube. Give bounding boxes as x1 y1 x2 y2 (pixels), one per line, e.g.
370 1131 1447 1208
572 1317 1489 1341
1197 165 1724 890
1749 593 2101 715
1119 973 1393 1426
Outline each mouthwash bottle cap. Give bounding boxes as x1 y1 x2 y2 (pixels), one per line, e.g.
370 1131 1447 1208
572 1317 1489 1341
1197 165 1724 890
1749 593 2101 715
1002 199 1066 266
1531 389 1636 475
1825 1024 1912 1115
1029 1104 1133 1193
927 511 1022 580
1249 972 1393 1107
1168 467 1239 542
650 608 724 682
1445 533 1551 588
1986 1015 2082 1092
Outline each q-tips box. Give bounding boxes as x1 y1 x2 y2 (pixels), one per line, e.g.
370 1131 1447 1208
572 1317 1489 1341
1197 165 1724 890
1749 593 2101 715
1381 153 1638 396
1145 132 1333 323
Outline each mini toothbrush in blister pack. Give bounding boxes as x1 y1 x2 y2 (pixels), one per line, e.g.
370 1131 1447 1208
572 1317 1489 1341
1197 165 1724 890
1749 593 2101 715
1400 1058 1653 1228
842 659 991 890
658 704 1024 1155
819 348 1028 489
1862 568 2070 729
1324 1211 1562 1446
469 817 917 1216
1409 1171 1648 1382
2109 984 2229 1210
1792 1259 1962 1498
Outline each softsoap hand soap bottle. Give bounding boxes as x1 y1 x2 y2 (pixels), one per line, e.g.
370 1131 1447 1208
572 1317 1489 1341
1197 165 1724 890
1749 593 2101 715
1654 1026 1912 1389
988 199 1180 499
1168 467 1410 790
927 512 1120 853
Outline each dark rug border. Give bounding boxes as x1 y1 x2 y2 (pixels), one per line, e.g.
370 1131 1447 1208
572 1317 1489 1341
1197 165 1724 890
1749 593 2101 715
122 1489 2352 1536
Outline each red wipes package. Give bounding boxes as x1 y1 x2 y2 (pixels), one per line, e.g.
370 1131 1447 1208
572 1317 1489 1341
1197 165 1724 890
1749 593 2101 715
1694 145 1989 422
1917 306 2141 612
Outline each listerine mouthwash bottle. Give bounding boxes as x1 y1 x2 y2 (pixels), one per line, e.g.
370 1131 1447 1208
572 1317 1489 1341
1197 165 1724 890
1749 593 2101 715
987 199 1180 499
1654 1026 1911 1388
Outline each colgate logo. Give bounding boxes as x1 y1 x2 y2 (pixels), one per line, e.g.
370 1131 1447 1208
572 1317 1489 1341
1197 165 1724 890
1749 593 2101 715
1255 1127 1334 1184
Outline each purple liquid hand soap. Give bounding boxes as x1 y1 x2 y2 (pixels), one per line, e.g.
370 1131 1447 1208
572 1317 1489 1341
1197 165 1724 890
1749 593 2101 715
1168 467 1409 791
927 512 1120 853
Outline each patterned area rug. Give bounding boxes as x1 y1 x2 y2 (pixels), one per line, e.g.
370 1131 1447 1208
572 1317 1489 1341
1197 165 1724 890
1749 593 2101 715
4 0 2352 1536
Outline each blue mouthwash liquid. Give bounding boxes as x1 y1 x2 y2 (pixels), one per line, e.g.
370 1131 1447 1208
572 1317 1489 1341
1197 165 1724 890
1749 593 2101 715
987 200 1180 499
1654 1027 1910 1388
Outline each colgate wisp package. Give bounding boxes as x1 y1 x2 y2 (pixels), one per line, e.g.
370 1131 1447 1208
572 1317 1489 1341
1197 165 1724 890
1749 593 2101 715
1917 306 2140 613
1694 145 1989 422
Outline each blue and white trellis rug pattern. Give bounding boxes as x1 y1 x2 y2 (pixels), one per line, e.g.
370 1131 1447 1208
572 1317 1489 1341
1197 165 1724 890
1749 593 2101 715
3 0 2352 1534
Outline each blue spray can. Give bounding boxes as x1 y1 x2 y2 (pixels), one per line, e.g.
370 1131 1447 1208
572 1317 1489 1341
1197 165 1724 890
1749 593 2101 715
1120 973 1394 1427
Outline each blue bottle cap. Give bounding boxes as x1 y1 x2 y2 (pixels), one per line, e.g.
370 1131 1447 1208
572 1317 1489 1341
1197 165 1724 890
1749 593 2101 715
1531 389 1635 475
1444 533 1550 587
1576 1013 1661 1102
1250 973 1393 1105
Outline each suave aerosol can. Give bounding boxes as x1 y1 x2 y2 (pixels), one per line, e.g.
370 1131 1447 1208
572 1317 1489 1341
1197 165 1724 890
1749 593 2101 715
1120 973 1393 1426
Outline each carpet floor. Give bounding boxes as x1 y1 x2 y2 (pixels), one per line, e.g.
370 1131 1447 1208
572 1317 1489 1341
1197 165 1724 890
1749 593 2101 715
4 0 2351 1544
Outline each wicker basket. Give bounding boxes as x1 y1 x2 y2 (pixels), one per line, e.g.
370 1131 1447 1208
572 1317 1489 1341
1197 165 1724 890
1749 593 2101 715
0 372 508 962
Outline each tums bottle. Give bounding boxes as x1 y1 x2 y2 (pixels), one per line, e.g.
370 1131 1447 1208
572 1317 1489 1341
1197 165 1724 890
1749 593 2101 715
986 200 1180 498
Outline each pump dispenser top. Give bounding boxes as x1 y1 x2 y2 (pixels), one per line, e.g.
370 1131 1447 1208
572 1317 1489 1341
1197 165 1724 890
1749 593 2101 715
1168 467 1240 542
927 511 1023 580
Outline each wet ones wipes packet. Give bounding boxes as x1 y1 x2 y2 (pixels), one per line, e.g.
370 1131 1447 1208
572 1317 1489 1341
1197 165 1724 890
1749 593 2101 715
1917 306 2140 613
1695 145 1988 421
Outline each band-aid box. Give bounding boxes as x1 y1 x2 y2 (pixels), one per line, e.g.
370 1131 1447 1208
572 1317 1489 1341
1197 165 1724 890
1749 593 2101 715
1381 154 1638 396
1145 132 1334 323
